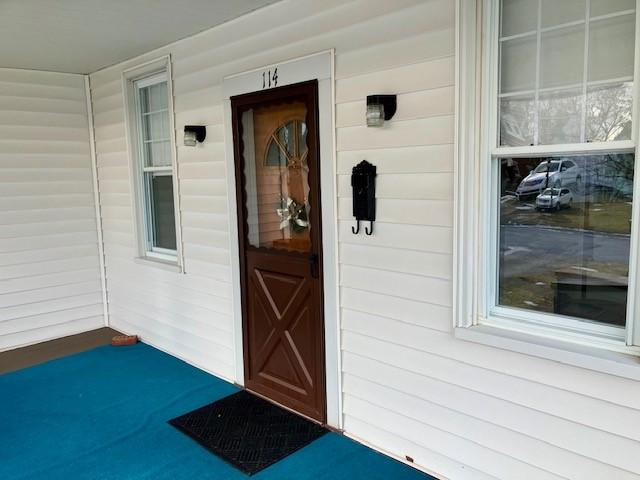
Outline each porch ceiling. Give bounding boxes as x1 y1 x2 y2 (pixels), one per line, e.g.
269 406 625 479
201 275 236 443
0 0 279 74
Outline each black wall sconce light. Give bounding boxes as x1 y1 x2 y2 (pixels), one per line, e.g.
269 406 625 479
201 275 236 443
184 125 206 146
366 94 397 127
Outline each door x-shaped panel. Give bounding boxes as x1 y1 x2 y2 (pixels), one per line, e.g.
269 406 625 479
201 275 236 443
249 267 315 398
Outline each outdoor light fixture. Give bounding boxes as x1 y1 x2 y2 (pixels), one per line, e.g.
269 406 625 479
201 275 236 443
366 94 397 127
184 125 206 146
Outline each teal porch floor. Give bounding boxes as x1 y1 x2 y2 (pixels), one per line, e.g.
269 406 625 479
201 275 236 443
0 343 433 479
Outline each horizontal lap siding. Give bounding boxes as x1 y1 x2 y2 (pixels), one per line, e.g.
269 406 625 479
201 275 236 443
330 2 640 480
89 0 640 478
90 39 234 373
88 0 448 384
0 68 103 351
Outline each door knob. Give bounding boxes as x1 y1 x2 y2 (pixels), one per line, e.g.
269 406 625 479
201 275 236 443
308 254 319 278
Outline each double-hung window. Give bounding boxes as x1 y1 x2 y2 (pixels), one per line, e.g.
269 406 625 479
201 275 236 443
123 60 180 266
134 73 176 259
456 0 640 357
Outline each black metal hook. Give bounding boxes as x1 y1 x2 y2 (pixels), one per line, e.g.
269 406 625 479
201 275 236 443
352 220 360 234
364 221 373 236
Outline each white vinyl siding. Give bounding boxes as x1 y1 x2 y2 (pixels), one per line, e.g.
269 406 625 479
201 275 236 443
88 1 640 479
0 68 103 351
88 0 451 391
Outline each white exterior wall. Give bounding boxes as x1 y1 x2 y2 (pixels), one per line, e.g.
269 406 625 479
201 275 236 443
88 1 640 479
0 68 104 351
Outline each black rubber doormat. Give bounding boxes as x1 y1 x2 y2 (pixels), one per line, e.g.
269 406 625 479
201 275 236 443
169 390 327 476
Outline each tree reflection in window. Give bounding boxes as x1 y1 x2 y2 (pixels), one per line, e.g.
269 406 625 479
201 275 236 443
587 83 633 142
500 83 634 147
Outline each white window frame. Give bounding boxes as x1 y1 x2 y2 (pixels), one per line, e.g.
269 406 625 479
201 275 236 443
455 0 640 374
122 56 184 270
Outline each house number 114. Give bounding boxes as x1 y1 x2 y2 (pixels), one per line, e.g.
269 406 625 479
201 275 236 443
262 68 278 89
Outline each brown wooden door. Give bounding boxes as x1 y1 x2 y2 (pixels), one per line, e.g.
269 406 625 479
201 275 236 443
231 80 326 423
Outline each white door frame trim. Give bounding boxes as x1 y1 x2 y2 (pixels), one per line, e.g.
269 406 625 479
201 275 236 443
222 50 342 429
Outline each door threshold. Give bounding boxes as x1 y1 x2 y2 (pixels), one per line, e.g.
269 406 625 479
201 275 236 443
243 387 326 427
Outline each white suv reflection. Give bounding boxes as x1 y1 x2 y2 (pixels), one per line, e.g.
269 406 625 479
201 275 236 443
535 188 573 211
516 159 581 198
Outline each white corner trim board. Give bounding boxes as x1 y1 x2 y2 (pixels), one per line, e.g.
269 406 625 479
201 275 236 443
84 75 109 327
221 50 342 429
0 68 104 351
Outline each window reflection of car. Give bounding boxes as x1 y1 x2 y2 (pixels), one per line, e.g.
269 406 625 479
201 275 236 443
535 188 573 211
516 159 581 199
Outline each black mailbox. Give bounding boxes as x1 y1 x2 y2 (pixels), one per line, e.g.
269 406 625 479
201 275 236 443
351 160 377 235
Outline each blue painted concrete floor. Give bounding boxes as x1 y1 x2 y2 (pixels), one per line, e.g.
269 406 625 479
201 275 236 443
0 343 434 479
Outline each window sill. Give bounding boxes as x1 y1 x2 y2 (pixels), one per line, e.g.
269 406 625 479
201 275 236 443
134 255 183 273
454 324 640 381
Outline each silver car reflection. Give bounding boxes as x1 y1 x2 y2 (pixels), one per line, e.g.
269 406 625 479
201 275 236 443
535 188 573 211
516 159 581 198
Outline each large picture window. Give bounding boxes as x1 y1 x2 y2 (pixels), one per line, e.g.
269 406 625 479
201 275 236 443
478 0 640 348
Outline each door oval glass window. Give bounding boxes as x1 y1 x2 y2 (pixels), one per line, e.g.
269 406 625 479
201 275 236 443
265 120 308 167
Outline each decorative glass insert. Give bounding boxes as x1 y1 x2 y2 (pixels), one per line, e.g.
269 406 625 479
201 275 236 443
264 120 308 167
498 0 636 146
498 153 634 327
241 102 311 253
